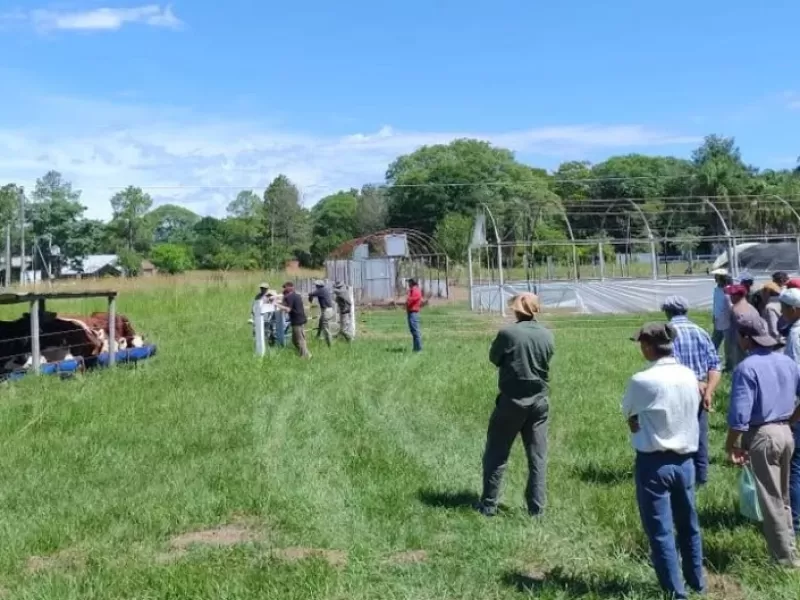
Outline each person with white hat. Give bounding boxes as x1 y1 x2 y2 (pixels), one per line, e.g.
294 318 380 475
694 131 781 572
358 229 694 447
710 269 732 369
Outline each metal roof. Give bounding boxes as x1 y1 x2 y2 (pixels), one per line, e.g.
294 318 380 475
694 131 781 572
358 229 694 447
60 254 121 276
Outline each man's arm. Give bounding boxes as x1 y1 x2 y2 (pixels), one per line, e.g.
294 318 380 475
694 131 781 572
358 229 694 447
726 367 755 464
621 379 641 433
489 330 507 367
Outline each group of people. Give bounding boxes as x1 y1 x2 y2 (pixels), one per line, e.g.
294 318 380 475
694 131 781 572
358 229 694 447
253 277 426 356
476 270 800 599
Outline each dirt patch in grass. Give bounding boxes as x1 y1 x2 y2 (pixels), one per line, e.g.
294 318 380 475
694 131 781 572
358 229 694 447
271 547 348 568
384 550 428 565
26 548 86 574
156 524 265 563
706 572 745 600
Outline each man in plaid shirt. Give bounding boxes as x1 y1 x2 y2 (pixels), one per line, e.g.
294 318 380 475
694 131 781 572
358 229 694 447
662 296 722 486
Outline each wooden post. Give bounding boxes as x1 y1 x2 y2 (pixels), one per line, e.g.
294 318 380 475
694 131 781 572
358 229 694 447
108 295 117 367
30 299 40 374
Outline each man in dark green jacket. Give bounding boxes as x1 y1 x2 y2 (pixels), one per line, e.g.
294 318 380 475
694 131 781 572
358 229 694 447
478 292 555 517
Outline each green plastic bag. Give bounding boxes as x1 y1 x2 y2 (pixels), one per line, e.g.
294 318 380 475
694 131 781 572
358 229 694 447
739 465 763 523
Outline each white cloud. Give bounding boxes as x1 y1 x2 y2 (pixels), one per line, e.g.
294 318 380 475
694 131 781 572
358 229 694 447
8 4 182 32
0 95 701 220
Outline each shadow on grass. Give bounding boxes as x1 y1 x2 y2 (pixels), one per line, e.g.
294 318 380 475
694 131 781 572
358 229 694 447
384 348 408 354
502 566 651 598
417 489 481 511
699 504 750 531
575 463 632 486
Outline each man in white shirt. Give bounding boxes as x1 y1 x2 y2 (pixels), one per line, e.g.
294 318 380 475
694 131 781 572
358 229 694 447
622 322 705 599
779 287 800 537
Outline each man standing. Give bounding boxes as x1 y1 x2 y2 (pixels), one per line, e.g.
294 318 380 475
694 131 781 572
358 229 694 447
406 279 423 352
661 296 721 487
333 282 353 342
280 282 310 358
479 293 554 518
726 283 760 370
726 312 799 566
623 323 704 599
779 287 800 535
308 280 334 347
710 269 731 367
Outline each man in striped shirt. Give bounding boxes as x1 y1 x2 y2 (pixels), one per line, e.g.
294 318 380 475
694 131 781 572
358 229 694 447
662 296 722 486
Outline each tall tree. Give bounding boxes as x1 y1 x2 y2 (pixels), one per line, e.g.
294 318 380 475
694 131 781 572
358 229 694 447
263 175 310 267
355 184 388 235
147 204 201 244
226 190 262 219
109 186 154 252
27 171 90 273
310 190 359 265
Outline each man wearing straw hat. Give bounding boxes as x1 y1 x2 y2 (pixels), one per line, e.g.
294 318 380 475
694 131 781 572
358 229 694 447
477 292 555 518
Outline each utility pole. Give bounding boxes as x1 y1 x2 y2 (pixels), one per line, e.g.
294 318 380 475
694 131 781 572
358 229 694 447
4 224 10 288
18 187 25 285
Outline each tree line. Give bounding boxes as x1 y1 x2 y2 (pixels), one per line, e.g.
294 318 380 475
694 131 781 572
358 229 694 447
1 134 799 276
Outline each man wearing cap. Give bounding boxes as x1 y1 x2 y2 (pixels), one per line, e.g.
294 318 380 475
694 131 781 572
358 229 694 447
333 282 353 342
779 287 800 535
726 312 800 566
710 269 732 367
662 296 721 487
726 283 760 370
279 282 311 358
622 322 704 598
406 279 423 352
478 292 555 518
308 280 334 347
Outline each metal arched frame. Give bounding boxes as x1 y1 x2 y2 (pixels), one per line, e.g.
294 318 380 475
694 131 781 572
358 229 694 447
530 198 578 281
596 198 658 279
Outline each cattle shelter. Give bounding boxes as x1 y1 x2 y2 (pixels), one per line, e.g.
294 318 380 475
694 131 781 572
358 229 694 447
324 229 450 304
0 290 120 375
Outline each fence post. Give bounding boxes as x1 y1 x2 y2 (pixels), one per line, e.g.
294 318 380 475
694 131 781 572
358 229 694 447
108 295 117 367
254 302 265 357
598 242 605 281
30 299 40 374
649 238 658 280
467 247 474 311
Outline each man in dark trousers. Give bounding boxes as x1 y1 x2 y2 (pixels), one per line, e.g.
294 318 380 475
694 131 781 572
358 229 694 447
308 279 334 347
406 279 423 352
478 292 555 517
623 322 705 598
280 282 310 358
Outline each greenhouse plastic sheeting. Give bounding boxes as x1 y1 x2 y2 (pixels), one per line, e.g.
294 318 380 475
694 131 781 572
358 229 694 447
472 277 770 315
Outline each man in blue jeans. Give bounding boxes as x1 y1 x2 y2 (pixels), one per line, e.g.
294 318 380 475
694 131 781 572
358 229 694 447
623 322 704 599
406 278 422 352
661 296 722 487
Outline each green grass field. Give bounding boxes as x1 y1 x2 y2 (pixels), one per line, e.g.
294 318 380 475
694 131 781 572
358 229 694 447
0 282 797 599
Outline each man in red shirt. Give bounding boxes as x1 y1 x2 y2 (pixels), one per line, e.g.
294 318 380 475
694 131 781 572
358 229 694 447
406 278 423 352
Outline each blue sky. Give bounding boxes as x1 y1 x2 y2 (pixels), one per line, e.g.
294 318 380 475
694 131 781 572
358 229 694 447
1 1 799 220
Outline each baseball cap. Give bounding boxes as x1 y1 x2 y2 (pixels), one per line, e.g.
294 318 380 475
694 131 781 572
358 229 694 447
788 279 800 290
738 272 754 283
724 284 748 296
661 295 689 313
779 288 800 308
630 322 676 345
259 282 270 289
736 312 779 347
314 279 325 287
710 268 729 276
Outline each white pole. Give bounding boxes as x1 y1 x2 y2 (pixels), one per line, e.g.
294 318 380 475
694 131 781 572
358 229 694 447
108 296 117 367
18 188 25 285
467 246 474 311
4 224 10 288
30 299 40 375
349 285 356 339
253 301 265 357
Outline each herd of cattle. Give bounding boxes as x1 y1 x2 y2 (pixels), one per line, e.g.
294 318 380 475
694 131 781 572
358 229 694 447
0 311 145 374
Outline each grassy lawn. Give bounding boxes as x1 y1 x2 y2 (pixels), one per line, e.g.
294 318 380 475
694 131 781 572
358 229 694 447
0 282 797 599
